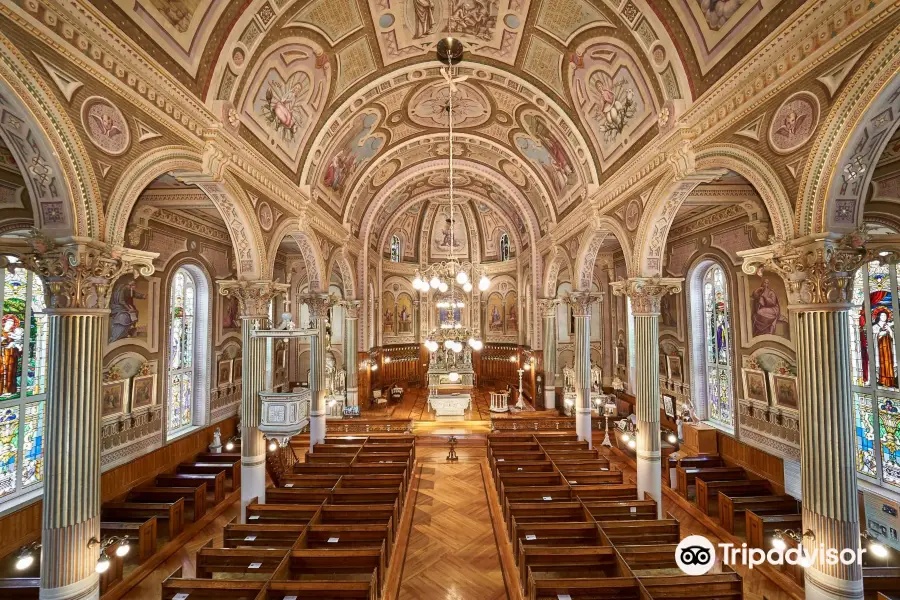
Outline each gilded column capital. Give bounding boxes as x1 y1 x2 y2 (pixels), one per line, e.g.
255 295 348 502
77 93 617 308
340 299 361 319
19 235 157 310
299 293 338 319
538 297 560 317
563 292 602 317
217 280 289 317
739 232 889 309
609 277 683 316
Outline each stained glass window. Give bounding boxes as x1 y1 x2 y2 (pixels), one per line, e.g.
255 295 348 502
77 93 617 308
0 257 47 507
850 262 900 489
168 269 196 434
500 233 510 262
390 236 401 263
701 265 734 428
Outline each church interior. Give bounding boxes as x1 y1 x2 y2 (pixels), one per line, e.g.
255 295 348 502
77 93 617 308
0 0 899 599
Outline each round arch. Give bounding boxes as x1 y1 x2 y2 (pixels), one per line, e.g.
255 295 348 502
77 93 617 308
796 30 900 235
573 217 635 291
543 246 574 299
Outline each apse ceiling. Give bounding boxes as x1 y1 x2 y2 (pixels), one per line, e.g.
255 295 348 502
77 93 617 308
86 0 805 239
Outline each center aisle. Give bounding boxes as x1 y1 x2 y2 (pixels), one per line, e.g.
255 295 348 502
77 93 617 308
398 448 508 600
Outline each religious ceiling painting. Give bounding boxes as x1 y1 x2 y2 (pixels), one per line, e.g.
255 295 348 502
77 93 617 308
408 81 491 128
514 112 581 211
570 41 658 171
240 40 331 172
668 0 781 75
369 0 531 66
767 91 820 155
317 110 386 213
110 0 230 76
429 203 470 260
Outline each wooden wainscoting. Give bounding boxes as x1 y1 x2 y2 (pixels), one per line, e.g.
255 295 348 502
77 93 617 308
0 417 238 560
717 432 786 495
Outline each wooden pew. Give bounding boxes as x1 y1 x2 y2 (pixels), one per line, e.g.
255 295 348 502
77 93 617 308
161 574 264 600
863 567 900 599
275 548 384 598
102 498 184 537
639 573 743 598
194 543 287 578
222 520 305 548
508 501 589 543
745 511 803 550
264 580 376 600
128 484 207 520
527 577 640 599
584 500 657 522
513 522 604 564
617 545 681 572
101 517 157 562
156 472 226 503
570 484 638 501
563 471 623 485
675 466 746 498
598 520 680 546
718 494 799 534
245 501 320 525
518 546 621 597
177 462 239 489
694 478 771 515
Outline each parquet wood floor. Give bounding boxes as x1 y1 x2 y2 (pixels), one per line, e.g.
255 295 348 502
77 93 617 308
360 387 533 422
397 448 508 600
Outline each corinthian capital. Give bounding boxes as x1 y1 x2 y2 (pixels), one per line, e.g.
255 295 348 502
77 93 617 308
610 277 683 316
538 297 560 317
218 280 289 317
20 236 157 310
299 293 338 319
340 299 361 319
563 292 602 317
740 232 879 307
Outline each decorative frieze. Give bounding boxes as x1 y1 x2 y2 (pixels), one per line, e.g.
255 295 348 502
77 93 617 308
100 405 163 466
738 398 801 461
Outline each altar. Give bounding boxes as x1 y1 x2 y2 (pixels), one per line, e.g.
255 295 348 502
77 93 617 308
428 392 472 417
427 346 475 393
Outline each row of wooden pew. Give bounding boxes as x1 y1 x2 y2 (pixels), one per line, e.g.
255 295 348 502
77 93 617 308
0 449 242 598
488 432 743 600
160 434 416 600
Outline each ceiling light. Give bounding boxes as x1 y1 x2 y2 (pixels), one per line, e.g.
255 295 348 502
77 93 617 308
463 282 473 292
448 371 460 383
413 275 424 289
479 275 490 291
430 277 440 289
439 282 449 293
456 271 468 284
444 339 454 349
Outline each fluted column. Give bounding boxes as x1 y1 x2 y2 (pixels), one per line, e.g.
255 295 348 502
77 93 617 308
539 298 559 409
218 280 288 521
22 240 156 600
343 300 360 407
303 294 335 450
565 293 599 444
611 278 682 517
741 235 873 600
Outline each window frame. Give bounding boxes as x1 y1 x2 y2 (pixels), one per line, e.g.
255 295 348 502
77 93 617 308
700 264 735 429
390 235 401 263
166 267 199 438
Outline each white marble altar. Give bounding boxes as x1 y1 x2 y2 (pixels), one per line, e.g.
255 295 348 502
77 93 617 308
429 393 472 417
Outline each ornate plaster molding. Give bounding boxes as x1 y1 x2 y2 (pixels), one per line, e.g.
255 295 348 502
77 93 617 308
609 277 683 316
538 297 561 318
563 291 602 317
218 279 289 317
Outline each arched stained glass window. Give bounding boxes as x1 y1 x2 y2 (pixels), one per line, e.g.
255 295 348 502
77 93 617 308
168 268 196 434
390 236 401 263
702 265 734 428
0 257 47 506
500 233 510 262
851 261 900 487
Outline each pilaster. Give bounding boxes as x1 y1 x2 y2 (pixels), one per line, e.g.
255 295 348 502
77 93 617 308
217 279 288 521
538 298 560 409
22 238 156 600
342 300 361 407
564 293 601 445
610 277 682 517
301 294 338 449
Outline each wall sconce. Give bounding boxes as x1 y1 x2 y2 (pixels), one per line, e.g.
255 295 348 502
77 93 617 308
14 541 40 570
89 536 130 573
224 435 239 452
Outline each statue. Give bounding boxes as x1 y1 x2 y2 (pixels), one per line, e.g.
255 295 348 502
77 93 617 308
336 368 347 393
562 362 576 392
209 427 223 454
676 414 684 441
274 311 295 330
590 362 602 393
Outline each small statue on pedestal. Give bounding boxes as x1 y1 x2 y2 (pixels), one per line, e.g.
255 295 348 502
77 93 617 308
446 435 459 462
209 427 222 454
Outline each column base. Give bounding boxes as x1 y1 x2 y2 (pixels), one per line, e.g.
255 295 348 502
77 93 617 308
805 567 864 600
636 449 662 518
544 388 556 410
310 412 326 450
241 453 266 523
575 407 592 448
40 574 99 600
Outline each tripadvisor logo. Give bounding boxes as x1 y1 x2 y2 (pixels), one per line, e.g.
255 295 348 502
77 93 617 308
675 535 716 575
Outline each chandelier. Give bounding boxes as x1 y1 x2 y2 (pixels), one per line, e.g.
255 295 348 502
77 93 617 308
415 35 486 358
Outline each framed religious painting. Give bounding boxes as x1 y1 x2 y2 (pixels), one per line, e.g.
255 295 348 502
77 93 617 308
659 355 669 379
663 394 676 418
232 357 243 382
666 355 683 383
131 374 156 410
217 359 232 387
742 368 768 404
769 372 799 410
101 380 126 418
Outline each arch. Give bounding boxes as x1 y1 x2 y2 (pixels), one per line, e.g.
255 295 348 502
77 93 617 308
0 35 100 238
326 249 356 299
634 143 795 276
573 217 634 291
797 30 900 235
543 246 574 298
267 217 328 293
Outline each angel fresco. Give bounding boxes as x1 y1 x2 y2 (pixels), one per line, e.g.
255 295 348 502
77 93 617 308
260 72 310 141
322 112 384 195
587 71 638 141
516 115 575 196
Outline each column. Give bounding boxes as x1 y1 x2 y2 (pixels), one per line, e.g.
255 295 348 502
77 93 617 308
218 280 287 521
23 241 156 600
743 237 869 600
611 278 682 517
539 298 559 409
565 293 598 445
303 294 335 450
343 300 360 407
